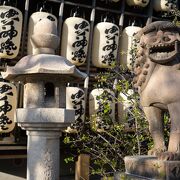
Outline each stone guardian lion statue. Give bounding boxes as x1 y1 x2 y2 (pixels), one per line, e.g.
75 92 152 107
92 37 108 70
134 21 180 160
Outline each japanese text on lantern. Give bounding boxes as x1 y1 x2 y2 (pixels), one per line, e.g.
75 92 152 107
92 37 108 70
102 25 119 66
0 6 22 59
0 84 13 131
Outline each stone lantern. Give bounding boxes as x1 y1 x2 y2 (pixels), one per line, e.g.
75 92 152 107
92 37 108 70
2 55 86 180
1 13 87 180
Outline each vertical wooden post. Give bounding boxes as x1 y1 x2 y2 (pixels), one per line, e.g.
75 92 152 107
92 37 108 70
75 154 90 180
21 0 29 57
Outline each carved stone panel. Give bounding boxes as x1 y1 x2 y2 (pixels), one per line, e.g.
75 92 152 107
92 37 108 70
166 161 180 180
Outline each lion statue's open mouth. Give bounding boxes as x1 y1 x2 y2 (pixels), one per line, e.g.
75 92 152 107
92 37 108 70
148 41 179 63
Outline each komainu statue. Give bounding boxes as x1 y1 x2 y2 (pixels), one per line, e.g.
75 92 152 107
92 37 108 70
134 21 180 160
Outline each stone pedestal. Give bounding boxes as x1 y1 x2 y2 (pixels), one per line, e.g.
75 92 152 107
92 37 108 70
17 108 74 180
124 156 180 180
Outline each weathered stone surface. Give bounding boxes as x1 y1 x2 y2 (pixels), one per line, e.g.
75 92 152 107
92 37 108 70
27 130 60 180
26 11 58 55
1 54 87 82
125 156 180 180
23 82 44 108
17 108 74 129
133 21 180 160
31 18 59 55
17 108 74 180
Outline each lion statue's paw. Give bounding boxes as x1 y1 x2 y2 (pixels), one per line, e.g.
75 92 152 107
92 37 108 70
148 146 167 156
156 152 180 161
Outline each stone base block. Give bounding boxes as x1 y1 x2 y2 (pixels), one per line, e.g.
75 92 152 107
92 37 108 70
124 156 180 180
16 108 75 131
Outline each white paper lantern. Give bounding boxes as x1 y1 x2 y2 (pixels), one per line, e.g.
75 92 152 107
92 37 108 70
66 87 85 122
0 81 17 133
118 89 134 123
153 0 177 12
89 88 115 130
0 5 23 59
126 0 150 7
66 87 85 133
61 17 90 66
27 12 57 55
119 26 142 70
92 22 119 68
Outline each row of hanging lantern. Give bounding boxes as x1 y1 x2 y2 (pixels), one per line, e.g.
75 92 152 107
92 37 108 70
0 0 20 133
0 0 177 60
66 86 136 133
66 86 115 133
60 1 177 68
100 0 177 10
0 0 177 134
0 0 176 60
27 0 177 67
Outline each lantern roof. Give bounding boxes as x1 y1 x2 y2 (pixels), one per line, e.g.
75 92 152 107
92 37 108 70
2 54 87 82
